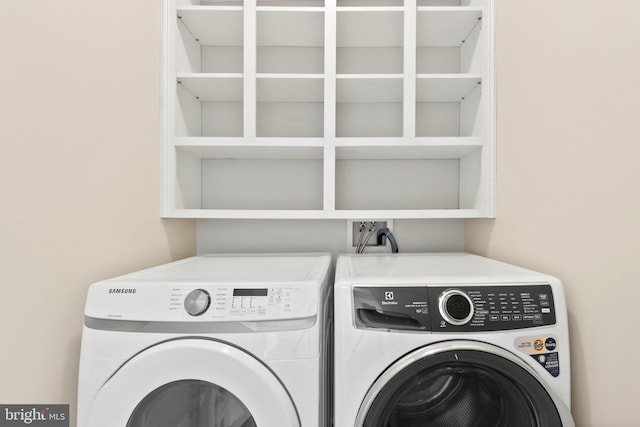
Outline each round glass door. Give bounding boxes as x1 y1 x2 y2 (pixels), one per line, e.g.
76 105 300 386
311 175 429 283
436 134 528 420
359 342 565 427
127 380 256 427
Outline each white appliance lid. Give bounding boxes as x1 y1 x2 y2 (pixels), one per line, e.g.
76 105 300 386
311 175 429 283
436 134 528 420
111 253 331 284
337 253 550 283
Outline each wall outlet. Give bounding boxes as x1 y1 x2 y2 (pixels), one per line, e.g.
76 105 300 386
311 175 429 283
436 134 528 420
348 220 393 253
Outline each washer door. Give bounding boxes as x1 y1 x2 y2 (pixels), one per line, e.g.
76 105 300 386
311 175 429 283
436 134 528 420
85 338 299 427
357 341 573 427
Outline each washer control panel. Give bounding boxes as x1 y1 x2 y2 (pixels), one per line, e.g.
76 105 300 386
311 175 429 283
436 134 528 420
170 286 299 320
354 284 556 332
86 282 316 322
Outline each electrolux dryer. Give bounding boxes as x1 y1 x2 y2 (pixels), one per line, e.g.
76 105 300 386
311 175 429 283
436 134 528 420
334 253 574 427
78 254 332 427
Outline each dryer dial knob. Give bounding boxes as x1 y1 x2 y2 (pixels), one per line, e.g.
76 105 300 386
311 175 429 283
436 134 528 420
439 289 474 325
184 289 211 316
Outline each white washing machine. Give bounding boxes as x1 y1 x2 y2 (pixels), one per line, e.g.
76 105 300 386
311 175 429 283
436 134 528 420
78 253 332 427
334 253 575 427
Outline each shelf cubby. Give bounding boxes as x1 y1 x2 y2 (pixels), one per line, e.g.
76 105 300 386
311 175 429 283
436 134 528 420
177 7 244 47
336 76 403 137
176 74 243 137
416 75 482 137
416 7 482 74
174 143 324 211
256 76 324 137
257 7 325 74
334 142 483 211
337 8 403 75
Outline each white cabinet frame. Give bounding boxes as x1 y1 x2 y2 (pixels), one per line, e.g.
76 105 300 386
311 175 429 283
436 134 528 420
161 0 495 219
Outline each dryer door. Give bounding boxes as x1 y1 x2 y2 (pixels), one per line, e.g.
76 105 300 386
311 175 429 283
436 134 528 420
84 338 299 427
356 341 574 427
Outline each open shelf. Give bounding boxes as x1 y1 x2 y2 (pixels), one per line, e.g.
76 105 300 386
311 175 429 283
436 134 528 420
337 8 403 48
175 137 324 159
177 7 243 74
416 7 482 47
197 1 244 5
337 1 404 7
166 208 485 219
334 137 482 159
256 76 324 137
258 47 324 74
336 76 403 138
177 7 243 46
176 74 243 137
418 0 478 6
416 74 481 102
416 76 482 137
177 73 243 101
335 143 483 211
174 143 324 211
163 0 495 218
257 7 324 47
257 0 324 6
417 7 482 74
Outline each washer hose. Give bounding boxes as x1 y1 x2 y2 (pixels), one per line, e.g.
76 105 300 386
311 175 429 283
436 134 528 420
376 228 399 253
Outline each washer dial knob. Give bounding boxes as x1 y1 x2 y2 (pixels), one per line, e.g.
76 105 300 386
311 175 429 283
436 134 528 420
439 289 474 325
184 289 211 316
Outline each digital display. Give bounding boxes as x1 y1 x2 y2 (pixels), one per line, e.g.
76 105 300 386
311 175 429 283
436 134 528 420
233 288 268 297
446 294 471 320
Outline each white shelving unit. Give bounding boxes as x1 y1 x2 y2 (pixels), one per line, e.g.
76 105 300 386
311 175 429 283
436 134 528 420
162 0 495 219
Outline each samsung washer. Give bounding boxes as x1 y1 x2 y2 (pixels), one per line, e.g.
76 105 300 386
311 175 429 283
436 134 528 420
334 253 574 427
77 254 332 427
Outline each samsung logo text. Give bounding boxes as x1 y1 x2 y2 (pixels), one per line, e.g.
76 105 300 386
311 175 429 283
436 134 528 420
108 288 137 294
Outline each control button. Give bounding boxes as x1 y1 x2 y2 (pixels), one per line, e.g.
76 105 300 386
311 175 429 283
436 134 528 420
439 289 474 326
534 314 543 320
501 314 511 321
523 314 535 320
540 300 550 307
513 314 522 321
489 315 500 321
184 289 211 316
539 294 549 301
542 308 551 314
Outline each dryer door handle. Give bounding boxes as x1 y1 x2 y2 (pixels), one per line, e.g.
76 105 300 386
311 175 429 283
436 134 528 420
356 309 427 331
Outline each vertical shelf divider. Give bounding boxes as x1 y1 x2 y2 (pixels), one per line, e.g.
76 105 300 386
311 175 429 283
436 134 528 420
161 0 172 215
244 0 257 137
403 1 417 138
323 0 337 211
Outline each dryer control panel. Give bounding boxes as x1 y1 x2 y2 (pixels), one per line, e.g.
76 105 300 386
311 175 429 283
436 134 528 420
353 284 556 332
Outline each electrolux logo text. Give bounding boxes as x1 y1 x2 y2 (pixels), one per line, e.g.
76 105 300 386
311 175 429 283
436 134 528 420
382 291 398 305
0 405 68 427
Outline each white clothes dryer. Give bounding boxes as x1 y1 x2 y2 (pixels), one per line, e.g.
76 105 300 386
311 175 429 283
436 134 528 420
77 254 332 427
334 253 574 427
